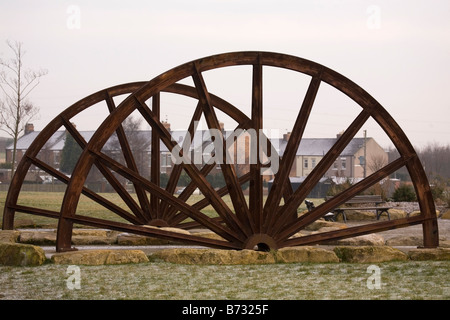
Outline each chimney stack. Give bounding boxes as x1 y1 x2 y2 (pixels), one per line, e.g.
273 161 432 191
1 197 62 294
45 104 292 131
283 132 291 142
162 121 171 132
24 123 34 135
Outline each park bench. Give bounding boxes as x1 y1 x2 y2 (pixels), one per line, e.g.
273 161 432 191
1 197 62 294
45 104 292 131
305 195 392 223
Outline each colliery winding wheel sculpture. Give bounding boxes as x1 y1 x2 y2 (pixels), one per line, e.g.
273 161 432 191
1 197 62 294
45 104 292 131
2 52 439 252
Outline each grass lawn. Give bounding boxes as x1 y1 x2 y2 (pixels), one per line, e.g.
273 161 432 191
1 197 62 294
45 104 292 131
1 191 449 300
0 260 449 300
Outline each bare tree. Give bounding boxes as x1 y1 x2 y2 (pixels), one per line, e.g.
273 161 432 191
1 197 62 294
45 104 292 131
0 40 47 177
368 153 387 173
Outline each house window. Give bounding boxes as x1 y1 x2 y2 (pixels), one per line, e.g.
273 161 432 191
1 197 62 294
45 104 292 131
311 158 316 168
333 159 338 170
53 151 60 166
161 152 171 167
341 158 346 170
304 158 308 168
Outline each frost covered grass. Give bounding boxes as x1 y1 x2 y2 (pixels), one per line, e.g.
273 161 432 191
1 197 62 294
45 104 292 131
0 261 449 300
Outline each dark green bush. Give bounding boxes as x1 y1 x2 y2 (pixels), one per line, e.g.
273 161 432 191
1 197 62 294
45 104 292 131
392 184 417 202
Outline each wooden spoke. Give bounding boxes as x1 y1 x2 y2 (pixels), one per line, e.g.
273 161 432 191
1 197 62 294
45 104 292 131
105 91 153 221
250 60 264 232
281 214 426 247
9 204 60 219
263 72 322 232
150 93 161 220
192 64 254 235
159 101 203 220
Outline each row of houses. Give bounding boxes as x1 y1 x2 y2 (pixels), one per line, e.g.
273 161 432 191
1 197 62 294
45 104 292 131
2 123 388 188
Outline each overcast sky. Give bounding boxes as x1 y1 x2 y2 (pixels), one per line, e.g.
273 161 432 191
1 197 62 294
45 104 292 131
1 0 449 149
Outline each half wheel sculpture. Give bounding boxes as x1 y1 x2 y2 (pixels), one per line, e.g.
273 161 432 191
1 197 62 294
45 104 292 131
2 52 439 252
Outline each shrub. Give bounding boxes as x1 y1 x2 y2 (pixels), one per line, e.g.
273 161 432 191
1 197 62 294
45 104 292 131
392 184 416 202
326 179 352 197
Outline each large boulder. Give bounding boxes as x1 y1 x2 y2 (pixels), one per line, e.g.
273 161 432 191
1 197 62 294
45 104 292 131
117 233 154 245
334 246 408 263
0 230 20 243
342 210 375 221
192 231 225 241
304 220 347 231
440 210 450 220
439 239 450 248
117 233 185 245
386 209 408 220
0 242 46 266
152 248 275 265
71 229 118 245
409 210 440 218
408 248 450 261
19 230 56 245
275 246 339 263
51 249 149 265
342 209 407 221
117 227 191 246
385 236 423 247
19 229 119 245
153 247 340 264
323 234 385 246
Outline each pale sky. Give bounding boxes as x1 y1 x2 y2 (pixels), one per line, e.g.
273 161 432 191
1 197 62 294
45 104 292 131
1 0 449 149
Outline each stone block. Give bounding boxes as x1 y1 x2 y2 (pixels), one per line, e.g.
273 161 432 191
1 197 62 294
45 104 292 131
275 246 339 263
19 230 56 245
51 249 149 265
0 242 46 266
334 246 408 263
385 236 423 246
323 234 385 246
408 248 450 261
152 248 275 265
0 230 20 243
